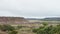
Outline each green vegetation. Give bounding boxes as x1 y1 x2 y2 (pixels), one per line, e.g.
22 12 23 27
0 24 15 31
32 23 60 34
0 24 18 34
8 30 18 34
0 22 60 34
16 25 22 30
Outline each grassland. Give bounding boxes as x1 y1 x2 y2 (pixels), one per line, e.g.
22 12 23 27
11 24 58 34
0 20 60 34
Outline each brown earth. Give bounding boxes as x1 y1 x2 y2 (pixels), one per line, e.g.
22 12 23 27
0 17 28 24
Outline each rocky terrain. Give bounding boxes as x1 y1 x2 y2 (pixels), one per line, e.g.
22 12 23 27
0 17 28 24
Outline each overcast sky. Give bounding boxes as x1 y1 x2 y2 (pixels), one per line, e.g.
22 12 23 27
0 0 60 18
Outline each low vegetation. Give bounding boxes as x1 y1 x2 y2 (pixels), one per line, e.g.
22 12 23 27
32 22 60 34
0 24 22 34
0 22 60 34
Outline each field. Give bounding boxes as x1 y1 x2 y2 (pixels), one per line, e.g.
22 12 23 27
0 20 60 34
11 24 58 34
16 20 60 34
12 23 42 34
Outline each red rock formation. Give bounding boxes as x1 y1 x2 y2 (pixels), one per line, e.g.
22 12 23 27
0 17 28 24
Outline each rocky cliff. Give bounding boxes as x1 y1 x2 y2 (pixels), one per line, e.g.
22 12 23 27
0 17 28 24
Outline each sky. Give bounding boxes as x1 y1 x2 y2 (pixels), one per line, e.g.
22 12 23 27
0 0 60 18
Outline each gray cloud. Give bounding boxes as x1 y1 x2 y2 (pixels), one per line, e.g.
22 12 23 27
0 0 60 17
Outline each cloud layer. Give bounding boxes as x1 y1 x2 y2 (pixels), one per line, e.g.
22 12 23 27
0 0 60 17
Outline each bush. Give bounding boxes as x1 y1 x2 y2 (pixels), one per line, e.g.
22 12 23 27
42 22 48 26
32 23 60 34
17 25 22 30
32 28 38 33
8 30 18 34
0 24 15 31
0 24 18 34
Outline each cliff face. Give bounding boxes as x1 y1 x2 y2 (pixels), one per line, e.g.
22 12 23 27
0 17 27 24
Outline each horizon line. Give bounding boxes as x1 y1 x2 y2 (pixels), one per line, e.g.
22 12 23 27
0 16 59 18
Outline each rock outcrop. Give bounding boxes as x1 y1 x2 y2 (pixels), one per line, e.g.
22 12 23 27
0 17 28 24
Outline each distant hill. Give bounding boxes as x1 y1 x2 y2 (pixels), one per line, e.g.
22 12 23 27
40 17 60 21
25 18 41 20
26 17 60 21
0 17 60 24
0 17 28 24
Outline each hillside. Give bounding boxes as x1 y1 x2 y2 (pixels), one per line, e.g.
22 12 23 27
0 17 28 24
26 17 60 21
41 17 60 21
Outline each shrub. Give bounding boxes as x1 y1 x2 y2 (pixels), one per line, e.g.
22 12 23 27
8 30 18 34
17 25 22 30
32 23 60 34
0 24 15 31
42 22 48 26
32 28 38 33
